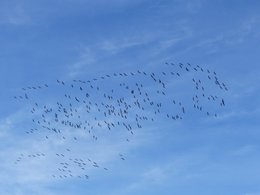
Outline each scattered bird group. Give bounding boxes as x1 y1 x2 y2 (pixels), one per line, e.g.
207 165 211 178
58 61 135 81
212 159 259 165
13 62 228 180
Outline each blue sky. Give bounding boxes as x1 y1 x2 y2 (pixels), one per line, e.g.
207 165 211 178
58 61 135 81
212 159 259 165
1 0 260 195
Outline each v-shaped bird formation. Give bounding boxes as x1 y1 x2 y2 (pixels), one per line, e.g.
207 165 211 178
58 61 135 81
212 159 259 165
13 62 228 180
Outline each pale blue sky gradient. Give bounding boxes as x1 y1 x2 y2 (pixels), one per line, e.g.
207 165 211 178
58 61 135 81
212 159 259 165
1 1 260 195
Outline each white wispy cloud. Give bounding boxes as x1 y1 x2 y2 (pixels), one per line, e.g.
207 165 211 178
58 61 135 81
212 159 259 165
0 4 32 26
117 153 208 194
68 47 96 78
100 38 149 54
231 145 256 157
66 25 193 78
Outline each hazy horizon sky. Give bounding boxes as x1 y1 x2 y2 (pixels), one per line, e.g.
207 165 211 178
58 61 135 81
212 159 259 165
1 1 260 195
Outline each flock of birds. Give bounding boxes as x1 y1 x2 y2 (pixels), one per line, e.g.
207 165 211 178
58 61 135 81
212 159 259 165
13 62 228 180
